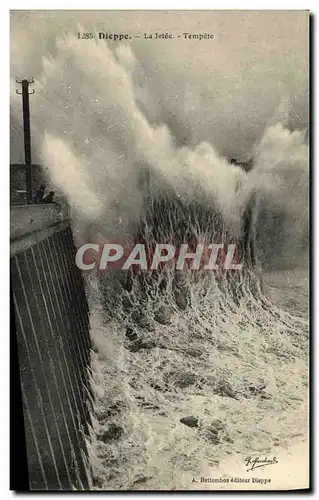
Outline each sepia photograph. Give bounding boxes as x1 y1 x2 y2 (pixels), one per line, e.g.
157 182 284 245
10 9 309 491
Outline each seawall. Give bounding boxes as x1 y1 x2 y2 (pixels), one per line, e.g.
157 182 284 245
11 204 92 490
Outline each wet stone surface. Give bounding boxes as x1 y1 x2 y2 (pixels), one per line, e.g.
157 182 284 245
180 416 199 428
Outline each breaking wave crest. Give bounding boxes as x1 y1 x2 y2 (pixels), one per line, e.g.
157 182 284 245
11 34 309 489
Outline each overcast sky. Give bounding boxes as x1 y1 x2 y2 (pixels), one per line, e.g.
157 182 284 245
10 10 309 162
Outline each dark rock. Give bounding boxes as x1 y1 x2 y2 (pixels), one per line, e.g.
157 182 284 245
180 416 199 428
100 424 123 442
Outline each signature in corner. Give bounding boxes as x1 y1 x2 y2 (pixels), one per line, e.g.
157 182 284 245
245 456 279 472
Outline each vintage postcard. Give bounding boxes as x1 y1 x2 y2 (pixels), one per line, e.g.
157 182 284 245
10 10 309 491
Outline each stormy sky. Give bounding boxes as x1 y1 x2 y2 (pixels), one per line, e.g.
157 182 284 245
10 10 309 164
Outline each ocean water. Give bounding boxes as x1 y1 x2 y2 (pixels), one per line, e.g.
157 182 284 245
85 265 308 490
10 32 309 490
